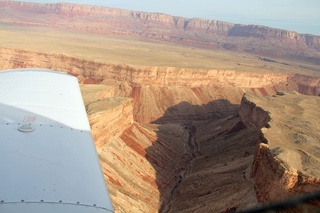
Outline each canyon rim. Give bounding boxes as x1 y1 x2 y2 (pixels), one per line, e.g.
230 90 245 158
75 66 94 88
0 1 320 212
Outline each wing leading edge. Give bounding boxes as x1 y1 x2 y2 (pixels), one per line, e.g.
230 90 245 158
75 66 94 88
0 69 114 213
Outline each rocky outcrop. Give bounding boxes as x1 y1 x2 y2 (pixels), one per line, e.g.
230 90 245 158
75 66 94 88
1 47 319 123
1 46 320 212
80 86 190 212
240 92 320 209
1 1 320 61
81 84 261 212
81 85 134 150
77 83 320 213
88 97 133 150
0 48 288 87
228 24 319 49
76 70 320 212
1 48 319 93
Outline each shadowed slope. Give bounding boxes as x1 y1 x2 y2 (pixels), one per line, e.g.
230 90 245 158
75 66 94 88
147 101 259 212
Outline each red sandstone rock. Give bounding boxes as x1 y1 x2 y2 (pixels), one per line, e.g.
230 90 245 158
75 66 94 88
240 92 320 210
1 1 320 60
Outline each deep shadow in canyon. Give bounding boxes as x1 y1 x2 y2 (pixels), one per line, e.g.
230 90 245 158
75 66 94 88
1 44 320 212
151 99 240 124
145 99 260 212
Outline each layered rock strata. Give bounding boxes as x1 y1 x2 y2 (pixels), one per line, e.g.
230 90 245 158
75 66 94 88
81 85 134 150
240 92 320 210
1 47 319 124
1 47 320 212
1 1 320 61
79 85 320 212
82 87 261 212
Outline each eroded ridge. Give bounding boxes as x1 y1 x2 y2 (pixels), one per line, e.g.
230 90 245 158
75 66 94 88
80 77 320 212
240 92 320 210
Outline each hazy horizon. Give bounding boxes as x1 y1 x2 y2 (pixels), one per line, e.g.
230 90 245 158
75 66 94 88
15 0 320 36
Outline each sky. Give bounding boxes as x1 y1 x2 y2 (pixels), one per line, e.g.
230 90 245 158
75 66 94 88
19 0 320 35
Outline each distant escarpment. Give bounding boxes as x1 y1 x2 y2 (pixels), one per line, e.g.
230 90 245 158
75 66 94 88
1 1 320 62
240 93 320 210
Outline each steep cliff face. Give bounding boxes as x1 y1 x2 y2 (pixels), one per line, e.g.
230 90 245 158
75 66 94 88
1 47 319 124
88 98 133 149
1 44 319 120
81 86 189 212
76 64 320 212
1 48 319 92
240 93 320 209
228 24 317 49
100 122 190 212
78 84 320 212
81 85 261 212
1 1 320 60
1 45 320 212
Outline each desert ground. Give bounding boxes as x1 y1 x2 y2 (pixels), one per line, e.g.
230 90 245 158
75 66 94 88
0 3 320 212
0 23 319 75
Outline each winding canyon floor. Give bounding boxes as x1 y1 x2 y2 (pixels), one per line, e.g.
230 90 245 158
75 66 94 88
1 23 320 212
82 86 260 212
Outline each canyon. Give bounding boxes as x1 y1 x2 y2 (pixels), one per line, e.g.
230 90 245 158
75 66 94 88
1 48 319 212
241 92 320 212
0 1 320 212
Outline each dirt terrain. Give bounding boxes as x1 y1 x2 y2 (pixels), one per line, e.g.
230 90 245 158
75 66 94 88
1 0 320 63
0 1 320 212
241 92 320 211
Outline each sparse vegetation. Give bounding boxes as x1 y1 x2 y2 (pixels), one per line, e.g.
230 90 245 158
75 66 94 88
0 23 319 76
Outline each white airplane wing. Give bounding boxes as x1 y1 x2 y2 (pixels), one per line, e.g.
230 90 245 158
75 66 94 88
0 69 114 213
